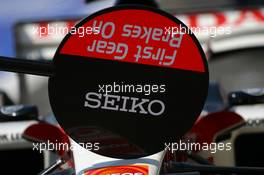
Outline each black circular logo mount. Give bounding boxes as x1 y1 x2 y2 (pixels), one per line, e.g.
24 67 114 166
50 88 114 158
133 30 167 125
48 6 209 159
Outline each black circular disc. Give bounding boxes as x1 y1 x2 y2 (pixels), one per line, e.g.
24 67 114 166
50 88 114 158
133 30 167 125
49 5 209 159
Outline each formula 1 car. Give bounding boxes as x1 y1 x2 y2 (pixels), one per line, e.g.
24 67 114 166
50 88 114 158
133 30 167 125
3 88 264 175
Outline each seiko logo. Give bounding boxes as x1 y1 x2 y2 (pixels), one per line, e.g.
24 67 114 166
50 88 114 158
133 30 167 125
84 92 165 116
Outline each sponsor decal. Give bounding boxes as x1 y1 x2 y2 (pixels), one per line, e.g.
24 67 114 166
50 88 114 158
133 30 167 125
84 165 148 175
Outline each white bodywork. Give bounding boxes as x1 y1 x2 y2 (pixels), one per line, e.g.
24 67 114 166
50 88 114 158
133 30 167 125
70 140 165 175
